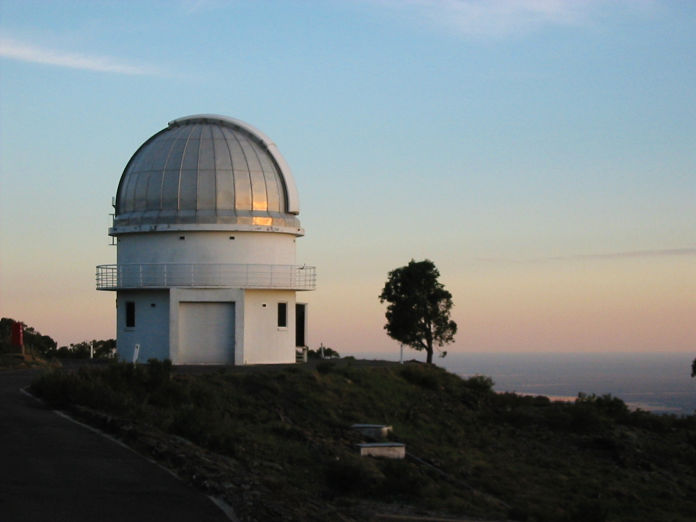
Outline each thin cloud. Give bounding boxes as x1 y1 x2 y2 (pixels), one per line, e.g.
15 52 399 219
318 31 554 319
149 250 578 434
563 248 696 261
476 248 696 265
0 37 159 75
370 0 654 38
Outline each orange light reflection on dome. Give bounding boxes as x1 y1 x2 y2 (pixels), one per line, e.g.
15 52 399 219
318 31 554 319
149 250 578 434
252 216 273 226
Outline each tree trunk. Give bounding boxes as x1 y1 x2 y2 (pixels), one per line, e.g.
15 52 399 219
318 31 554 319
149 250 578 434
426 339 433 364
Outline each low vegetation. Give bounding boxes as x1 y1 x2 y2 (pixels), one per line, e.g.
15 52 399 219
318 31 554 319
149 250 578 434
29 359 696 521
307 346 340 360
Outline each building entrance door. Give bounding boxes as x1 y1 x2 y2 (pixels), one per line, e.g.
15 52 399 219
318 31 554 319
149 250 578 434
178 302 235 364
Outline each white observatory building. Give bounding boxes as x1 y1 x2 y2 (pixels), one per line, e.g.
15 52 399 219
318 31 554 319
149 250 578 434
96 115 316 364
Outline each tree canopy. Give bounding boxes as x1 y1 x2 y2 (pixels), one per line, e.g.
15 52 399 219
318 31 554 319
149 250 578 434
379 259 457 364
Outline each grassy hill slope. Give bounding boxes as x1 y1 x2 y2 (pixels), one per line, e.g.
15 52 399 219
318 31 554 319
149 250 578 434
30 359 696 521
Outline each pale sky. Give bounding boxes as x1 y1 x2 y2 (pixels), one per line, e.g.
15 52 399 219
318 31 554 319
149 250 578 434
0 1 694 355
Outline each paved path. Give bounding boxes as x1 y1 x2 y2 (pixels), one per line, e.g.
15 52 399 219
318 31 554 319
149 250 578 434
0 369 232 522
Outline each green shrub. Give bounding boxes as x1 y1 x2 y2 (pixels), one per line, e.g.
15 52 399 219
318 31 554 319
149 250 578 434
575 393 629 419
308 346 340 359
316 361 336 374
400 364 441 390
145 358 172 387
463 375 494 394
325 457 380 493
564 499 609 522
626 410 675 433
569 403 606 433
460 375 495 409
377 459 423 498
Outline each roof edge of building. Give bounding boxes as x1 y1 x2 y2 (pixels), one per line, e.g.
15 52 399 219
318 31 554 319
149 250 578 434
109 223 305 237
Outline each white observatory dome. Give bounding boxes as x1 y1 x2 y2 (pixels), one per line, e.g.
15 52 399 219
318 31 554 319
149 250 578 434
113 115 301 233
99 114 316 366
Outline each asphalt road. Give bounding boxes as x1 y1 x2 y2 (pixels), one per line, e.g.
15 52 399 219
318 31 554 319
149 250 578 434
0 369 232 522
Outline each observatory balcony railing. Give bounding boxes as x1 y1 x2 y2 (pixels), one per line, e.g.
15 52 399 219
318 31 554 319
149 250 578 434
96 263 316 291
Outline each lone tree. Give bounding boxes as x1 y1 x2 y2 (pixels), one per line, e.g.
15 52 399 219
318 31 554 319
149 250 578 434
379 259 457 364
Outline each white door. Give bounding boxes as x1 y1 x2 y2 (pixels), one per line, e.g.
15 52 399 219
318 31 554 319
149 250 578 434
178 302 235 364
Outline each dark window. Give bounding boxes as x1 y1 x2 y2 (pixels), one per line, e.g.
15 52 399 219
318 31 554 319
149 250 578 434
126 301 135 328
277 302 287 328
295 304 306 347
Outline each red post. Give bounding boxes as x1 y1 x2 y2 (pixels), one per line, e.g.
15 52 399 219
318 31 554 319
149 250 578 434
11 321 24 355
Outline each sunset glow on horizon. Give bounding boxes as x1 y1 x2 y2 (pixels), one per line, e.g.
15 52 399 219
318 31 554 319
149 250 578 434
1 1 694 355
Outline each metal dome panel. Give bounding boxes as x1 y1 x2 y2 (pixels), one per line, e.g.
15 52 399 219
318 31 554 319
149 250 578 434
113 115 301 232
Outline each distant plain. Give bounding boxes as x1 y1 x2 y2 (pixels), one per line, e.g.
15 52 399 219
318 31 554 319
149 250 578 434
351 351 696 415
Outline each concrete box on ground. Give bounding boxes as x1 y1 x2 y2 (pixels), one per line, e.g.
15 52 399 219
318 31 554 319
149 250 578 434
357 442 405 459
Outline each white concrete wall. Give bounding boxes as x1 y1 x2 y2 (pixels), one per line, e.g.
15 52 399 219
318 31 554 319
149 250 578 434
242 289 296 364
116 290 170 362
114 230 306 365
117 231 297 265
116 287 299 365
